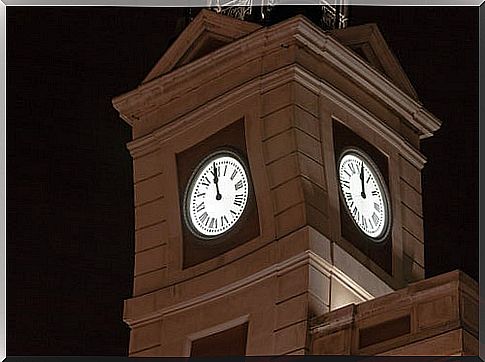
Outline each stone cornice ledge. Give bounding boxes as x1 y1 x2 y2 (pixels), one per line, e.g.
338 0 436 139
113 15 441 141
127 65 427 169
124 249 379 328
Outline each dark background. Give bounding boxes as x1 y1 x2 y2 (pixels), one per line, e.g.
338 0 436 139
7 7 478 356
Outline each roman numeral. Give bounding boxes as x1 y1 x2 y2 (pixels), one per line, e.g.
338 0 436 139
230 169 237 180
352 206 357 217
344 170 352 178
230 209 237 217
209 217 216 229
199 212 208 224
196 192 205 198
371 190 379 196
363 217 368 230
234 194 244 207
374 202 381 213
372 212 379 225
345 192 353 201
224 165 227 176
366 174 371 183
201 180 210 187
196 202 205 212
221 215 228 226
234 180 244 190
349 163 356 174
341 179 350 188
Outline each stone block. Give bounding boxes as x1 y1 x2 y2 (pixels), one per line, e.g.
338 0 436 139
402 228 424 267
417 295 455 330
400 179 422 216
124 293 156 322
271 177 304 215
462 329 478 355
275 202 306 239
266 153 300 189
130 345 161 356
133 150 162 182
134 173 164 206
331 277 364 310
262 106 293 140
295 128 323 164
135 197 166 230
134 268 167 296
293 82 318 116
312 329 351 355
294 106 320 140
403 254 425 282
301 178 328 216
274 321 308 354
135 221 168 253
275 293 309 331
261 83 292 117
298 153 326 190
399 156 422 192
263 129 296 164
130 320 162 353
134 244 167 276
261 44 297 74
277 265 309 302
401 204 424 242
308 265 330 306
285 348 307 355
379 329 463 356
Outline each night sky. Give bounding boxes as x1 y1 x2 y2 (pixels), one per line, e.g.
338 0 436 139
7 7 478 356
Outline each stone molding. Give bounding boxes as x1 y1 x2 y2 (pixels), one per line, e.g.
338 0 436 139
310 270 478 355
126 64 427 169
113 15 440 140
124 227 391 328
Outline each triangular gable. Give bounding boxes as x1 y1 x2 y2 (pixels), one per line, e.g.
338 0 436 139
330 23 419 100
143 9 262 84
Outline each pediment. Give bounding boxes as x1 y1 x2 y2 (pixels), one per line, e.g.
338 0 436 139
143 9 262 84
330 23 419 100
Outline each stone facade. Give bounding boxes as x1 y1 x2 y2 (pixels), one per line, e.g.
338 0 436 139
112 10 476 357
311 270 478 356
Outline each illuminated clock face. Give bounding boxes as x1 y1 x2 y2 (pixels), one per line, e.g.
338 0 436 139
338 149 391 241
184 150 250 239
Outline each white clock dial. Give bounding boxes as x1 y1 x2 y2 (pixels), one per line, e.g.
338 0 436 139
185 151 250 239
338 149 390 241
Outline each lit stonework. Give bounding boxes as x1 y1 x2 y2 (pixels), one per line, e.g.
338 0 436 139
112 10 477 356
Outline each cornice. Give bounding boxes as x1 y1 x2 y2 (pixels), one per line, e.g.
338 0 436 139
124 248 381 328
126 64 427 169
113 15 441 141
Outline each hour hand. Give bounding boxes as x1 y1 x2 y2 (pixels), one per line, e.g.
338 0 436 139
213 162 222 200
212 162 218 180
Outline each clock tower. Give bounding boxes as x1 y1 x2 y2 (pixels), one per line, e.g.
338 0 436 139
112 9 477 356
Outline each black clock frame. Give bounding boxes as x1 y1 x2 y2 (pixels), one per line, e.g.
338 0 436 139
176 119 260 269
337 147 392 244
182 148 253 243
333 119 393 275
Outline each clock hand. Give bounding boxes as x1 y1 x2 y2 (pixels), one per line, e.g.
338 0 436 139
360 161 366 199
213 162 222 200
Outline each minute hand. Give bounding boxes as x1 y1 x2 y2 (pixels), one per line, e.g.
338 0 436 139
212 162 222 200
360 162 366 199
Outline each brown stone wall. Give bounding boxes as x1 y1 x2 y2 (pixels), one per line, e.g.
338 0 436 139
113 13 446 357
132 149 169 296
310 270 478 356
